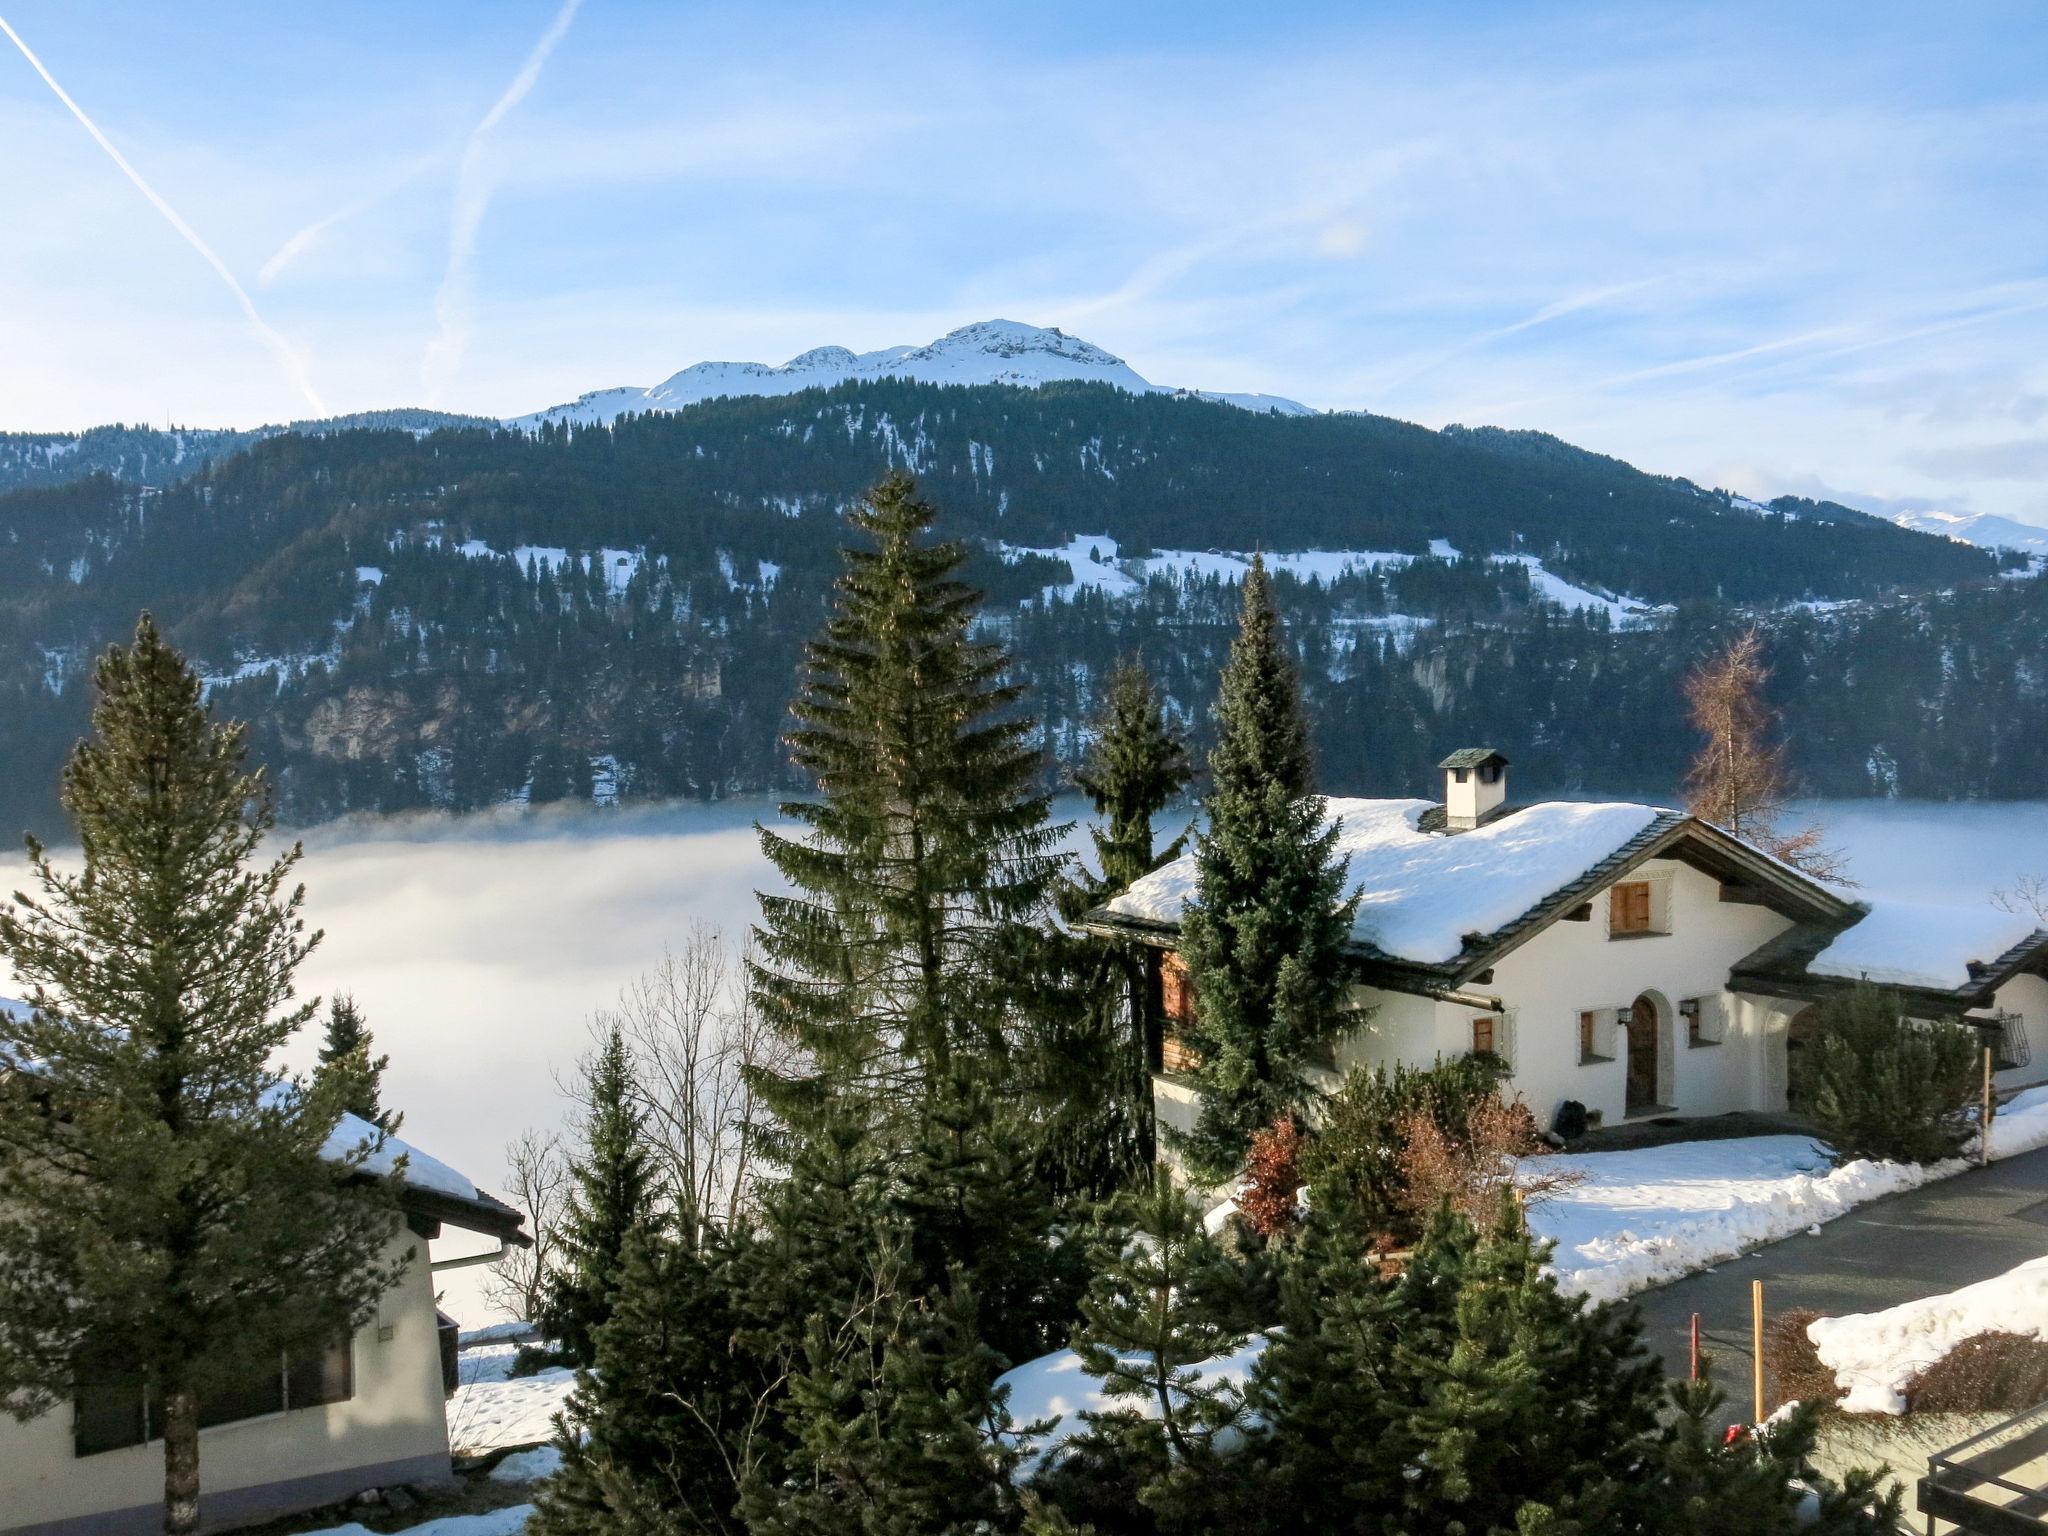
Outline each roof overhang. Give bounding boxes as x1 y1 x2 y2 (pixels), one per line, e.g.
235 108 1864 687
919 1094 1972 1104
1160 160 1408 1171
1083 811 1858 1002
396 1182 531 1246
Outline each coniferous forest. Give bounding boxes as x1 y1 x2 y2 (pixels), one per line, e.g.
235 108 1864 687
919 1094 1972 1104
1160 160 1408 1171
0 381 2038 836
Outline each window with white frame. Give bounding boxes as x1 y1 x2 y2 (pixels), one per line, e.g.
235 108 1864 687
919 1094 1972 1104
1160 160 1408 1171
1578 1008 1618 1064
1682 995 1725 1047
1472 1009 1516 1067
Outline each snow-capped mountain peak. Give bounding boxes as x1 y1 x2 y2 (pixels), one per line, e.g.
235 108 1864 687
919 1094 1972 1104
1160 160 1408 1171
1888 507 2048 556
506 320 1312 429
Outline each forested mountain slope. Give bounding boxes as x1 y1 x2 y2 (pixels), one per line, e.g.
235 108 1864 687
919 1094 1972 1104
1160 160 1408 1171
0 380 2029 833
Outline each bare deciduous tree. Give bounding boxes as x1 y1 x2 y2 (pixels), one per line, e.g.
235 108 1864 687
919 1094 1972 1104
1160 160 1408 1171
1994 875 2048 924
1683 629 1852 883
485 1128 569 1322
595 923 794 1243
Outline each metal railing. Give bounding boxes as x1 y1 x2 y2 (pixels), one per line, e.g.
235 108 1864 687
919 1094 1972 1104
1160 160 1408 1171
1922 1399 2048 1534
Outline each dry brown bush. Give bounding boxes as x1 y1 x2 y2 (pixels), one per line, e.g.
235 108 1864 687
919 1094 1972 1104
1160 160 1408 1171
1762 1308 1844 1408
1393 1094 1582 1228
1905 1332 2048 1413
1239 1116 1306 1238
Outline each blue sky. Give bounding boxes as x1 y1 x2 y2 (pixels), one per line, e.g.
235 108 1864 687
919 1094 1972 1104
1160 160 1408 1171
3 1 2046 525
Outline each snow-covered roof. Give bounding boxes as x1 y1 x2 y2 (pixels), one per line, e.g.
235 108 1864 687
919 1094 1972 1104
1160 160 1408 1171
1101 797 1666 967
3 995 495 1216
1809 899 2047 992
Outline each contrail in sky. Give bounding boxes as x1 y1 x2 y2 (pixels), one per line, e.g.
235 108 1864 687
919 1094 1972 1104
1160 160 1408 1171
422 0 584 403
0 11 326 412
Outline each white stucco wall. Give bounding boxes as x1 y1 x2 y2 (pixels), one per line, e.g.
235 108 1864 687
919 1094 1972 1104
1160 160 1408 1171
1982 972 2048 1092
0 1228 450 1536
1317 857 1798 1131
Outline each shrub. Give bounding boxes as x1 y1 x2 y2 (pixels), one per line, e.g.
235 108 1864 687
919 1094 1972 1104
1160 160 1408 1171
1761 1308 1843 1408
1796 984 1980 1164
1239 1115 1306 1238
1301 1053 1513 1244
1906 1332 2048 1413
1393 1093 1580 1229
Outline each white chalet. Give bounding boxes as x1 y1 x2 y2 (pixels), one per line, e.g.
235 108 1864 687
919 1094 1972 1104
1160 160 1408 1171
1083 751 2048 1151
0 1083 528 1536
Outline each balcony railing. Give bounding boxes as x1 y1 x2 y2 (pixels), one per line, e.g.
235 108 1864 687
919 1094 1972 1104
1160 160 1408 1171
1921 1399 2048 1533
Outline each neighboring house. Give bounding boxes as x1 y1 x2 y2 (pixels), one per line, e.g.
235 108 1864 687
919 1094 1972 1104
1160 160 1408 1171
1082 751 2048 1154
0 1065 528 1536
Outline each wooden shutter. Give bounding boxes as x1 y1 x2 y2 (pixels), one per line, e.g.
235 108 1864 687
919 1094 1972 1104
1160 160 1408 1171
1610 881 1652 934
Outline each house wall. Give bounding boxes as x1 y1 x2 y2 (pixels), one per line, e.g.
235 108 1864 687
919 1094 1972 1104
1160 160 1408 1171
0 1228 452 1536
1982 972 2048 1092
1327 860 1794 1138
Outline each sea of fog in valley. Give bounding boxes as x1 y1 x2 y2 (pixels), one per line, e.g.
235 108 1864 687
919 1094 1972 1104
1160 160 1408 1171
3 792 2044 1324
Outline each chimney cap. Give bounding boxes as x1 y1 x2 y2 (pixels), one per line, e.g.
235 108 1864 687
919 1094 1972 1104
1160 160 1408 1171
1438 747 1510 771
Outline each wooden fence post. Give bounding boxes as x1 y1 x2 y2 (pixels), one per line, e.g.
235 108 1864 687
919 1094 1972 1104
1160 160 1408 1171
1984 1045 1996 1168
1752 1279 1766 1425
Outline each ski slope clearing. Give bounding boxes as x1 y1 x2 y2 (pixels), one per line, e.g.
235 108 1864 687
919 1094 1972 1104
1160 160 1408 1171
1528 1085 2048 1303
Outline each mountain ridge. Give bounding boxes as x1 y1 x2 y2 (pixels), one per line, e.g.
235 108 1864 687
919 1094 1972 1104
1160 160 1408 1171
504 318 1315 429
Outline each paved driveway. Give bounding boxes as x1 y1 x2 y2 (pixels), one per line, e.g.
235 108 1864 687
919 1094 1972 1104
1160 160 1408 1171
1628 1144 2048 1416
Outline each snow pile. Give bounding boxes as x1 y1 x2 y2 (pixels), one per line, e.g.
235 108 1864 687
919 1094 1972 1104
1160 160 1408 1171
302 1507 533 1536
1810 900 2042 990
509 319 1313 429
1526 1137 1956 1303
994 1335 1269 1477
1988 1086 2048 1158
1106 798 1664 965
446 1338 574 1455
489 1445 565 1483
1808 1254 2048 1414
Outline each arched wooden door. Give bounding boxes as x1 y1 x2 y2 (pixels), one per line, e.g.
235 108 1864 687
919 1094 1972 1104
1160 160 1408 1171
1626 993 1660 1114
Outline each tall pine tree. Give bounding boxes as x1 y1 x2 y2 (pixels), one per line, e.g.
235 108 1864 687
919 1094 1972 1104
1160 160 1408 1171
1175 559 1357 1183
0 616 406 1536
540 1026 660 1367
750 473 1067 1145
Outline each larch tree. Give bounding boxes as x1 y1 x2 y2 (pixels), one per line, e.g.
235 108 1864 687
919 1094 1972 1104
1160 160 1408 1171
1175 559 1358 1183
750 472 1067 1146
0 615 406 1536
540 1026 660 1367
1684 628 1849 882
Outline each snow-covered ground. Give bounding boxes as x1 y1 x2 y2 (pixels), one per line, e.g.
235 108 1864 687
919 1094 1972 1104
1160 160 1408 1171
1529 1085 2048 1303
995 1334 1269 1477
302 1509 533 1536
1808 1253 2048 1415
445 1338 575 1456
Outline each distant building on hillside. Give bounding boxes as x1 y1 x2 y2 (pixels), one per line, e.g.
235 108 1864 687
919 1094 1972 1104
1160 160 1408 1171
1083 750 2048 1167
0 1073 527 1536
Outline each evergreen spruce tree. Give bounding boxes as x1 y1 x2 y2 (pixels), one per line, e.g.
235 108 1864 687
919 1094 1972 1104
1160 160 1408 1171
531 1224 758 1536
1054 659 1193 1185
751 472 1067 1147
1654 1371 1901 1535
0 615 406 1536
541 1027 660 1366
1391 1198 1666 1534
744 1267 1025 1536
1051 1172 1250 1533
889 1066 1089 1366
315 994 391 1131
1175 559 1357 1182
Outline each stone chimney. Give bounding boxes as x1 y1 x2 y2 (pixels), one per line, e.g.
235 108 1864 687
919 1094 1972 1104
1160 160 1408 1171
1440 748 1510 831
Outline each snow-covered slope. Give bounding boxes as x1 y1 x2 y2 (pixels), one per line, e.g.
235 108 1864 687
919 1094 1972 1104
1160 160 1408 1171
1889 508 2048 556
508 319 1313 429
